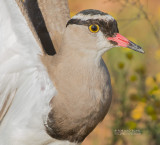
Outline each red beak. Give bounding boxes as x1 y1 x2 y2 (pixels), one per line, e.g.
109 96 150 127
107 33 144 53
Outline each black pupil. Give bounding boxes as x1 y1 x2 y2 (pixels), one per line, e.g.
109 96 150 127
91 25 98 31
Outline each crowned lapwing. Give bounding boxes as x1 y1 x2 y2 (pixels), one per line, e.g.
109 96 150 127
0 0 144 145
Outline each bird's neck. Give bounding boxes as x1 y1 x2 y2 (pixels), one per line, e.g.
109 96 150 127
50 51 107 99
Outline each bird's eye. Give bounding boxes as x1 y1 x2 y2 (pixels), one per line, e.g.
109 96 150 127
89 24 99 33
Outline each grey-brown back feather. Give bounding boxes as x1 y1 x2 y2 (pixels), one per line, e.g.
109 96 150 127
16 0 70 55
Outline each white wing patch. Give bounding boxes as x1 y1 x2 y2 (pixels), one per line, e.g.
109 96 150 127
0 0 56 144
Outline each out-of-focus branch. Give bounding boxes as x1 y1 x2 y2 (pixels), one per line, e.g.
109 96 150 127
136 0 160 45
106 0 160 45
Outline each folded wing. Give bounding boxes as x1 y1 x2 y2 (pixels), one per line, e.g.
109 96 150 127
16 0 70 54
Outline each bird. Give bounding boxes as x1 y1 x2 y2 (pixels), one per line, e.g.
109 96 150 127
0 0 144 145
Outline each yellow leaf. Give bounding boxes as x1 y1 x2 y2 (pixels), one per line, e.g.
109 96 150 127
131 102 146 120
152 89 160 98
145 76 156 88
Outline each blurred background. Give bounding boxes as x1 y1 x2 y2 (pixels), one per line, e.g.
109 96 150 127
68 0 160 145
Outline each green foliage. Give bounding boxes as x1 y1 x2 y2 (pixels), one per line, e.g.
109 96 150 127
104 47 160 145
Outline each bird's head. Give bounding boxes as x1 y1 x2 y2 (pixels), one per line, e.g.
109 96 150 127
64 9 144 57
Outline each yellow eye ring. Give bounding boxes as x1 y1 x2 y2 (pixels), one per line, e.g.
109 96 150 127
89 24 99 33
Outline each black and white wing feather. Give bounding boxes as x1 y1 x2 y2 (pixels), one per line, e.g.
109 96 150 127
0 0 56 144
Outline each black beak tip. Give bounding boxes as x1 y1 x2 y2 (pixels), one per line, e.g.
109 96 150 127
139 47 145 54
128 41 144 54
